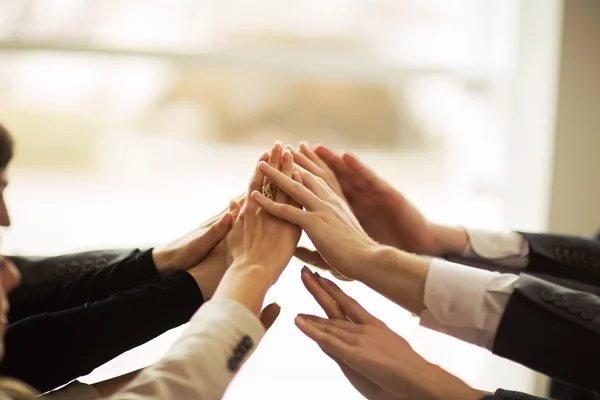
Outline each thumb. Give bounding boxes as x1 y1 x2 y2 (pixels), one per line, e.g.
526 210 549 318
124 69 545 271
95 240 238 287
294 247 353 282
229 199 242 220
259 302 281 331
187 212 233 260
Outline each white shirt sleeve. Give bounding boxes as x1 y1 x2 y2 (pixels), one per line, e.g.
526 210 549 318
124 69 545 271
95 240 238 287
463 229 529 269
418 229 529 349
109 298 265 400
419 259 518 349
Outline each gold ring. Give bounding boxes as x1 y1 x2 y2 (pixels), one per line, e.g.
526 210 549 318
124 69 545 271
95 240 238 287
262 183 274 200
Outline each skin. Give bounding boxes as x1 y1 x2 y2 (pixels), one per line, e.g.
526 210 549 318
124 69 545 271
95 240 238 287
214 143 303 315
252 161 429 314
292 144 468 268
0 143 296 397
250 155 489 400
297 269 487 400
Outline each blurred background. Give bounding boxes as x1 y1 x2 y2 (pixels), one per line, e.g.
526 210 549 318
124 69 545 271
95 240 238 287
1 0 599 398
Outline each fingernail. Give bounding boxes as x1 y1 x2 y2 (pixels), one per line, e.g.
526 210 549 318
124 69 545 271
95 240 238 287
313 271 321 278
301 266 311 276
297 313 310 319
283 150 291 162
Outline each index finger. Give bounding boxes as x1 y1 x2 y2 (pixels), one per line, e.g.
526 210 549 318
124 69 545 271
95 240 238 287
314 145 353 180
342 152 391 191
246 152 270 210
301 266 347 320
316 275 381 326
258 161 322 210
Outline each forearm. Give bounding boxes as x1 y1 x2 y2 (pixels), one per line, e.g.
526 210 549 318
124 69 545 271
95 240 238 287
430 224 469 256
0 272 202 392
111 298 265 400
415 361 487 400
8 249 160 323
357 246 429 315
213 262 271 317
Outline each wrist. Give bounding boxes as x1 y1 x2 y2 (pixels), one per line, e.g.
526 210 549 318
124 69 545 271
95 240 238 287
357 245 429 315
413 361 486 400
430 224 469 256
151 248 175 276
213 261 272 316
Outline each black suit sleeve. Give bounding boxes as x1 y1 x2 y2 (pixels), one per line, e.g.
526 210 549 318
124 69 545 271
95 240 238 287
493 274 600 395
0 271 203 393
482 389 550 399
7 249 160 323
8 248 156 287
520 232 600 287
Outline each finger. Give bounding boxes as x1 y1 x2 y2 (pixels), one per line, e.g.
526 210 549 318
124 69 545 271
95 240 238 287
342 152 389 191
314 145 353 181
295 250 353 281
290 170 303 209
316 275 381 325
187 212 233 260
258 162 323 210
251 191 306 226
295 316 359 350
229 199 242 220
264 142 284 198
297 314 365 334
268 142 283 170
260 302 281 331
246 152 270 210
294 167 335 200
289 147 323 177
295 247 330 270
299 142 329 170
275 149 294 203
300 266 347 320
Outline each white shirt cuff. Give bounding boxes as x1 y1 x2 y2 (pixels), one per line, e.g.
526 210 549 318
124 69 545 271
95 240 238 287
463 229 529 269
420 258 518 349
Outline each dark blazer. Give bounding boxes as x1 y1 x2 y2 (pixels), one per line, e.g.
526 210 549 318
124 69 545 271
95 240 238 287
483 389 549 399
1 249 204 393
448 233 600 396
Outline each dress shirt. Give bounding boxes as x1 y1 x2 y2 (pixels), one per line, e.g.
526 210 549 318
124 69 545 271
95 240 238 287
419 229 528 349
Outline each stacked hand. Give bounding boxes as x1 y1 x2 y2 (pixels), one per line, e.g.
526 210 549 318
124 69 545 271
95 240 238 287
225 143 302 283
290 144 468 260
212 142 303 318
252 158 379 281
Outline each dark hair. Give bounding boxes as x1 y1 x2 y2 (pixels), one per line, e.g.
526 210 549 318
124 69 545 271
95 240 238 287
0 123 14 170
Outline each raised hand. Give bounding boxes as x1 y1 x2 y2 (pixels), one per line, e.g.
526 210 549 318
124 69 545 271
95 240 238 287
251 161 378 280
297 272 483 400
314 146 467 257
225 144 302 283
300 267 407 400
213 143 303 316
